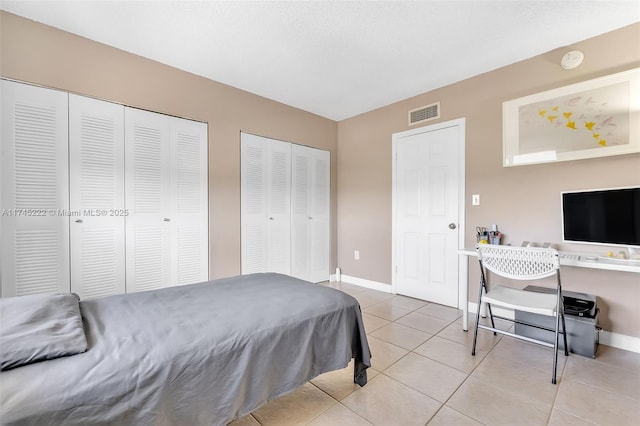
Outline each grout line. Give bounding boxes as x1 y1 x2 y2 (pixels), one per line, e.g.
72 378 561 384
304 381 342 425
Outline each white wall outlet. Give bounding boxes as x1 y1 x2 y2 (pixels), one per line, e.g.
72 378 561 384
472 194 480 205
354 250 360 260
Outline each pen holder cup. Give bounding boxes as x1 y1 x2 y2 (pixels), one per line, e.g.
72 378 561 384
477 234 489 243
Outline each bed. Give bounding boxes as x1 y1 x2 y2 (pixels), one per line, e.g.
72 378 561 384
0 273 371 425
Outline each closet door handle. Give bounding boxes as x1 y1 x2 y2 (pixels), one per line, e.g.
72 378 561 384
163 218 170 222
269 217 275 220
75 219 83 223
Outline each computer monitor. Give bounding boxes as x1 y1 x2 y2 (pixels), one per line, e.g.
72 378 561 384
561 186 640 248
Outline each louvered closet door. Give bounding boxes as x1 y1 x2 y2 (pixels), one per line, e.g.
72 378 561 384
291 145 330 283
241 133 267 274
69 95 125 299
125 108 171 292
241 133 291 275
0 80 70 297
169 117 208 286
266 140 292 273
309 148 330 282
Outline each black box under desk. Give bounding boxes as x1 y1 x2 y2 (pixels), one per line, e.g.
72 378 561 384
514 286 599 358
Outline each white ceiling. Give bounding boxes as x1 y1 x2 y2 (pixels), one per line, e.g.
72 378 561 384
2 1 639 121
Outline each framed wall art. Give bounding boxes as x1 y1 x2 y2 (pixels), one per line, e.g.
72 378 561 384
503 68 639 166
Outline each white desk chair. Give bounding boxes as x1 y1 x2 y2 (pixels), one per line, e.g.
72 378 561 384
472 244 568 384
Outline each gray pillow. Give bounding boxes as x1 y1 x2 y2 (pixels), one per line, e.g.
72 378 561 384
1 293 88 370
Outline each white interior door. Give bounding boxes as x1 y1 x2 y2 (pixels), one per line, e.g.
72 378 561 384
392 119 464 307
69 94 126 299
1 80 70 297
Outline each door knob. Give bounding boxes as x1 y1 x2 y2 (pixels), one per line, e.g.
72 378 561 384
163 218 170 222
448 223 457 229
75 219 83 223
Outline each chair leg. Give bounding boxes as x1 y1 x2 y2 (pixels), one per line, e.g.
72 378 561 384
471 304 481 356
471 277 485 356
552 311 560 384
561 310 569 356
486 303 497 336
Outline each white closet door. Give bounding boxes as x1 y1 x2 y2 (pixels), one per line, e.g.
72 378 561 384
241 133 267 274
309 149 330 282
125 107 171 292
69 94 125 299
241 133 291 275
0 80 70 297
291 148 310 280
266 140 292 273
169 117 208 286
291 145 330 283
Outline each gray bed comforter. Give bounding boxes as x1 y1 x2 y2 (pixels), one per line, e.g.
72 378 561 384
0 273 370 425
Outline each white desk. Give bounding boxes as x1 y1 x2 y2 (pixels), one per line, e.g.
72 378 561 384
458 248 640 331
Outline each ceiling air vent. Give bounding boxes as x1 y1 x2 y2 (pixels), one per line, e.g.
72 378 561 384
408 102 440 126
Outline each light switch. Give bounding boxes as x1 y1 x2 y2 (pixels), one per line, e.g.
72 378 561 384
472 194 480 206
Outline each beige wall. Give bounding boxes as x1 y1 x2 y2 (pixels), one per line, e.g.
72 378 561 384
0 11 338 280
337 23 640 337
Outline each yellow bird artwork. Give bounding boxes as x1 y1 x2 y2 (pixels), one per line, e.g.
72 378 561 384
531 95 618 149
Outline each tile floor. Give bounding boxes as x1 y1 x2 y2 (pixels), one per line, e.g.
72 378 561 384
231 282 640 426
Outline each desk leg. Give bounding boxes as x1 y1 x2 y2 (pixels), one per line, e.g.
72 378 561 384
460 256 469 331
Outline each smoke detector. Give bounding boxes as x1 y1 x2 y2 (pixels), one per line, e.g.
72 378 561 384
561 50 584 70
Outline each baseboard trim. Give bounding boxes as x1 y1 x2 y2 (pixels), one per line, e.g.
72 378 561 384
599 330 640 353
338 274 393 293
468 302 640 354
